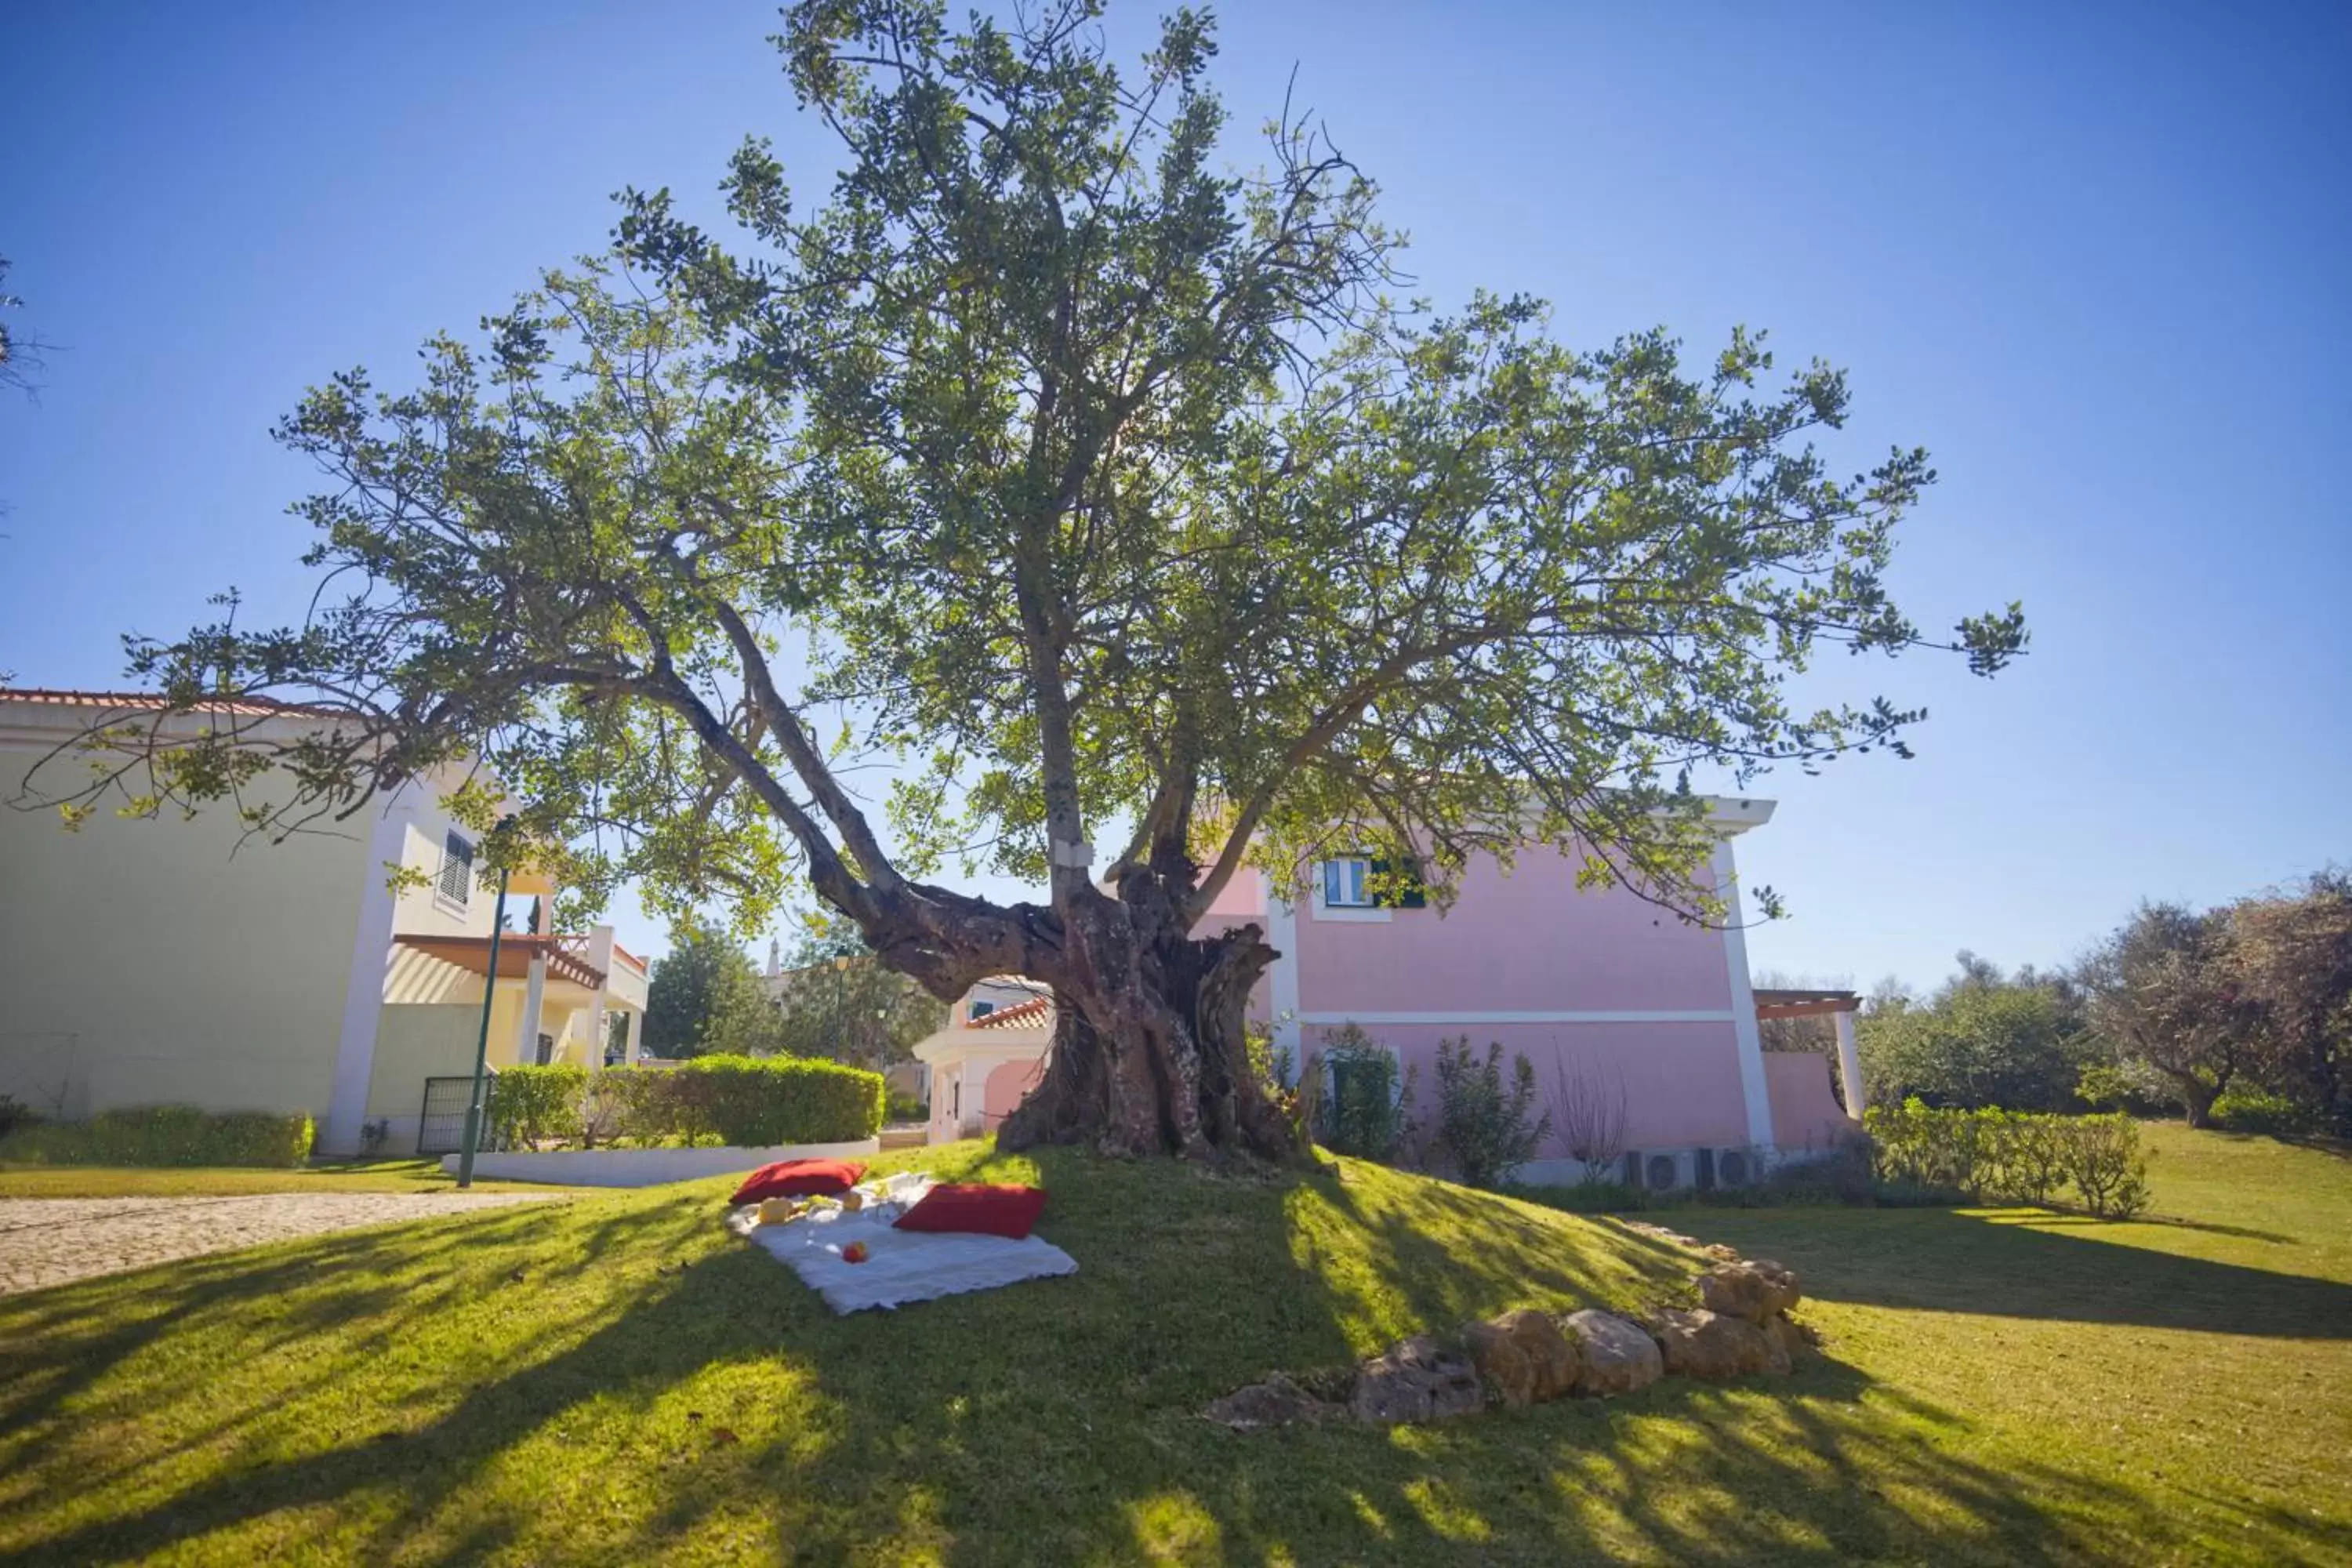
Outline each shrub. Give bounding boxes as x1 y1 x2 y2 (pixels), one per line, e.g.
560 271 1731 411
0 1094 35 1140
1547 1053 1629 1185
1314 1023 1416 1163
487 1064 590 1149
0 1106 314 1167
1864 1098 2150 1218
1431 1037 1552 1189
2058 1113 2151 1218
601 1055 884 1146
2210 1088 2316 1137
884 1088 928 1123
1523 1179 1647 1214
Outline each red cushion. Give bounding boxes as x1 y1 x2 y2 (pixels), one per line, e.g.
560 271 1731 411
730 1159 867 1206
893 1182 1048 1240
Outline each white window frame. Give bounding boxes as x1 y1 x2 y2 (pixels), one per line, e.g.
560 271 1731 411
1312 855 1391 924
434 831 475 913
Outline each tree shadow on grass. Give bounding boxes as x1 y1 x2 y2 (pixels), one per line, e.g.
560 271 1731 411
1674 1207 2352 1338
0 1153 2339 1566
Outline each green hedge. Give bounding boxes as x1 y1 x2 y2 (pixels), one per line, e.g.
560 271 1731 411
0 1107 315 1168
1864 1099 2150 1218
487 1064 590 1149
514 1057 886 1149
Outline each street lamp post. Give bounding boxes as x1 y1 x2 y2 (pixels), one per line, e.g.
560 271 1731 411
456 824 517 1189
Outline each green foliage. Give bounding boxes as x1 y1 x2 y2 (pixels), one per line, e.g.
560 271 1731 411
1864 1098 2148 1218
1858 974 2094 1112
644 926 768 1058
0 1108 314 1168
1311 1023 1416 1163
487 1065 590 1149
758 932 941 1069
884 1089 927 1123
2209 1089 2316 1138
606 1056 884 1148
0 1094 34 1140
1430 1038 1553 1189
2060 1115 2152 1219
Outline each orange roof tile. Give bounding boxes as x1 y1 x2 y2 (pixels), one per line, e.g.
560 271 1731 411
971 995 1051 1029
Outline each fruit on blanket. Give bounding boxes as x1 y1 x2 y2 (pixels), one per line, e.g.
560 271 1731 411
842 1241 869 1264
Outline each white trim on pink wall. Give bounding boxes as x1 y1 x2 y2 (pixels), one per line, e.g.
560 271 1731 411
1712 838 1777 1156
1264 873 1303 1080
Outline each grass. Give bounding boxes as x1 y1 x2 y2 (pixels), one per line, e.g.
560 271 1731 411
0 1159 554 1197
0 1128 2346 1565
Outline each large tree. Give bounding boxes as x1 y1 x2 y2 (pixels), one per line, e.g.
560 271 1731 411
31 1 2023 1163
2082 902 2256 1127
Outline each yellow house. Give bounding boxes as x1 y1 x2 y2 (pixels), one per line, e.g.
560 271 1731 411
0 689 647 1156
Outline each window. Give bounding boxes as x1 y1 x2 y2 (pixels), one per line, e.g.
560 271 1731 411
1322 857 1374 908
436 832 475 910
969 1000 996 1021
1320 855 1427 910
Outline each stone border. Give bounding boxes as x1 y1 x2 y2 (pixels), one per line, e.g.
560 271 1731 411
438 1138 881 1188
1205 1250 1815 1429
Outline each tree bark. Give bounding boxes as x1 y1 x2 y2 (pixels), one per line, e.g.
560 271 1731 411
994 900 1296 1164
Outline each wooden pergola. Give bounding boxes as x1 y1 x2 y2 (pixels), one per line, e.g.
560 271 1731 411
1751 988 1867 1113
392 933 608 991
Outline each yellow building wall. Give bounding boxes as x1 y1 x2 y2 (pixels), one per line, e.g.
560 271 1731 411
0 739 368 1122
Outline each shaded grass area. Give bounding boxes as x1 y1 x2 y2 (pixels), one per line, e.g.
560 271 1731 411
0 1160 553 1197
0 1134 2346 1564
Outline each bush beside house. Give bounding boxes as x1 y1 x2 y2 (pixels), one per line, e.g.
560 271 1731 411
492 1055 884 1149
0 1107 315 1168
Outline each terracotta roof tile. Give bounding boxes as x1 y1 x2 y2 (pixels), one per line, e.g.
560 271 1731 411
971 995 1051 1029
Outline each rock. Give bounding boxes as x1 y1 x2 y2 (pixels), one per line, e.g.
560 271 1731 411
1204 1373 1340 1429
1700 1243 1744 1264
1760 1311 1806 1374
1563 1309 1664 1397
1462 1321 1536 1407
1350 1334 1484 1425
1695 1258 1802 1324
1463 1309 1579 1406
1650 1308 1774 1380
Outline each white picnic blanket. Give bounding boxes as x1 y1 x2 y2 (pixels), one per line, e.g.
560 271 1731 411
730 1174 1077 1315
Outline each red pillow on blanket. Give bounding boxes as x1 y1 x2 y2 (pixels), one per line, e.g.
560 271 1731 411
730 1159 867 1206
893 1182 1048 1240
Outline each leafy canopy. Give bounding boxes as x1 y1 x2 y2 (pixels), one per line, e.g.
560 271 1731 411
59 0 2022 971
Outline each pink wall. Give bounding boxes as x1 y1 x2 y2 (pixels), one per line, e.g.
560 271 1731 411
982 1056 1045 1127
1765 1051 1854 1152
1293 845 1733 1016
1308 1018 1753 1153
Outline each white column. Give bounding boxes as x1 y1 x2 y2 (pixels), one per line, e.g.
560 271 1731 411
1833 1009 1867 1117
583 924 615 1073
1712 840 1778 1159
512 955 547 1065
622 1007 642 1066
322 793 418 1156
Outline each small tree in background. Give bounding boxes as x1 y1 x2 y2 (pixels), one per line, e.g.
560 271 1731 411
2082 903 2256 1128
644 924 768 1058
1547 1053 1629 1185
1858 954 2096 1110
2227 871 2352 1136
1432 1039 1553 1189
766 930 941 1071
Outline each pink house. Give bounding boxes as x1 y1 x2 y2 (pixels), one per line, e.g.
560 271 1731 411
915 796 1864 1187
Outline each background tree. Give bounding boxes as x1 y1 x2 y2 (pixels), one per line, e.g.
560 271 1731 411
2081 902 2256 1127
0 254 45 398
764 929 941 1069
2224 871 2352 1134
1857 952 2096 1111
28 0 2024 1163
643 924 767 1058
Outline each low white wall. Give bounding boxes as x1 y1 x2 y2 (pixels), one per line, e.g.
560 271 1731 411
439 1138 882 1188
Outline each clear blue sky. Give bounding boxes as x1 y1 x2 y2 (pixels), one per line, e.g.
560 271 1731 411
4 1 2347 988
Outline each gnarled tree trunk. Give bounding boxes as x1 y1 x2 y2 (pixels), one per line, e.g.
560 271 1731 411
993 898 1297 1163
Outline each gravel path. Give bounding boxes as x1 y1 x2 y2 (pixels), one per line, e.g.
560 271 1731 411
0 1192 565 1296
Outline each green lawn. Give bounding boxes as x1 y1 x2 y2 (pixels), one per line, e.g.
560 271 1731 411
0 1159 553 1197
0 1127 2345 1565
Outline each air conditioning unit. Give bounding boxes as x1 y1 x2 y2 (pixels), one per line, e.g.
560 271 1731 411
1621 1150 1686 1192
1714 1148 1756 1189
